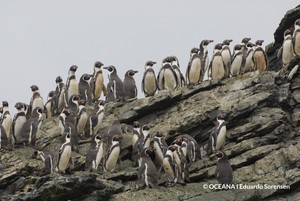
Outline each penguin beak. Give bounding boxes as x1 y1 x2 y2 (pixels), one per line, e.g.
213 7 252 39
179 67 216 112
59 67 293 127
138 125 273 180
208 40 214 43
134 70 138 74
103 67 108 70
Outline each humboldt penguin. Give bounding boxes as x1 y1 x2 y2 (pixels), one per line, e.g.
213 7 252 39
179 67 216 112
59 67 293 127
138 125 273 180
54 76 66 115
18 107 44 146
37 150 54 174
293 19 300 56
221 39 233 78
131 121 144 166
104 135 121 172
172 144 188 185
88 100 105 136
55 132 72 173
29 85 44 116
44 91 56 119
170 55 185 88
157 56 178 91
215 150 233 185
208 43 227 80
91 61 107 102
163 145 178 187
281 29 293 66
186 47 202 85
1 101 12 144
131 121 141 149
123 70 138 100
137 147 159 188
151 132 168 170
241 37 251 55
58 109 71 136
103 65 125 101
85 134 105 171
12 102 27 144
229 44 245 76
107 119 123 145
65 65 79 106
76 99 89 137
105 80 116 103
0 124 8 150
199 39 214 79
241 42 255 73
253 40 268 72
62 124 79 153
141 124 151 149
79 74 92 104
141 61 158 97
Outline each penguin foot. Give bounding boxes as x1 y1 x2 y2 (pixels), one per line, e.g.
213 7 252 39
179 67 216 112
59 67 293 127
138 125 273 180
165 181 176 187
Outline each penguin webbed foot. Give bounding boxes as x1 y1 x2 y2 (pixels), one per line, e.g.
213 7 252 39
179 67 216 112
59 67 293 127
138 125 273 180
165 181 176 187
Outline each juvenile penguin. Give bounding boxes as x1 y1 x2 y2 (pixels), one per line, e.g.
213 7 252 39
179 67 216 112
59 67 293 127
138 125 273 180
103 65 125 101
209 43 227 80
215 150 233 185
221 39 233 78
55 132 72 173
88 100 105 136
44 91 56 119
157 56 178 91
229 44 245 76
29 85 44 116
104 135 121 172
141 61 158 97
54 76 66 114
107 119 123 145
137 147 159 188
186 47 203 85
123 70 138 100
91 61 107 102
12 102 27 144
1 101 12 143
199 39 214 79
79 74 92 104
281 29 294 66
253 40 268 73
37 150 54 174
207 114 227 155
151 132 168 170
170 56 185 88
293 19 300 56
76 99 89 137
0 124 8 150
85 134 105 171
241 42 255 73
163 145 178 187
65 65 79 106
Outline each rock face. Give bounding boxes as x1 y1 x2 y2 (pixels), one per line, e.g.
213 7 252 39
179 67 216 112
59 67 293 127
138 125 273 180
2 7 300 201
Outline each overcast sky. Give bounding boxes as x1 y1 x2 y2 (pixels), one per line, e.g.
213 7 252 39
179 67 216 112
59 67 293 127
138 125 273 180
0 1 298 114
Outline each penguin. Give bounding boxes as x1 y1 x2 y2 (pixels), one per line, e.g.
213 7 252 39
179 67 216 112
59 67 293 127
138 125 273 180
207 113 227 155
104 135 121 172
54 76 66 115
1 101 12 144
18 107 44 146
170 55 185 88
58 109 71 136
107 119 123 145
131 121 144 166
141 61 158 97
65 65 79 106
241 42 255 74
105 80 116 103
163 145 178 187
123 70 138 100
281 29 294 66
103 65 125 102
131 121 141 148
172 144 188 185
62 123 79 153
79 73 92 104
215 150 233 185
229 44 245 76
137 147 159 188
151 131 168 170
91 61 107 102
12 102 27 144
85 134 105 171
186 47 203 85
68 95 80 114
221 39 233 78
293 19 300 56
88 100 105 136
157 56 178 91
29 85 44 116
208 43 227 80
44 91 56 119
241 37 251 55
199 39 214 79
37 150 54 174
141 124 151 149
55 132 72 173
253 40 268 73
76 99 89 137
0 124 9 150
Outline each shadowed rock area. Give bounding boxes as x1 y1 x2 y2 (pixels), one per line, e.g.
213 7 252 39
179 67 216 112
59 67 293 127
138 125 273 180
2 5 300 201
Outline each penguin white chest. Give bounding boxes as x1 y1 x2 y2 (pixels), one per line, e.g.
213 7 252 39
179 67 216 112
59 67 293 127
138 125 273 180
77 112 88 134
164 68 177 90
105 146 120 172
294 31 300 56
14 116 26 140
216 125 227 150
95 75 104 98
95 143 104 168
2 114 12 137
153 141 164 165
282 39 293 65
230 55 243 75
222 50 231 65
144 72 157 94
212 56 225 80
32 97 44 111
68 79 79 97
189 57 201 83
58 144 72 171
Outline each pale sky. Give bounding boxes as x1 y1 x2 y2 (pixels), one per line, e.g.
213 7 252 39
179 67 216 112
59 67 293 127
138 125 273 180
0 1 299 114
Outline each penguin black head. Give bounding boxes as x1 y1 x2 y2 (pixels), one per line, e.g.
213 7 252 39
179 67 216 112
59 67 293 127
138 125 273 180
173 136 183 145
112 135 120 142
200 39 214 47
103 65 117 73
95 134 102 142
217 113 226 121
70 95 80 102
222 39 233 46
65 132 71 141
98 100 106 106
246 42 255 48
233 44 243 51
48 91 56 98
214 43 223 51
55 76 63 83
2 101 9 107
37 107 44 114
155 131 164 138
0 107 3 114
81 74 92 82
78 99 86 106
142 124 151 131
133 121 140 129
30 85 39 92
61 109 71 116
145 61 157 68
284 29 292 37
295 19 300 26
241 37 251 44
143 147 154 156
255 40 264 46
94 61 104 68
215 150 228 160
15 102 24 110
70 65 78 72
190 47 200 54
126 70 138 77
168 145 177 152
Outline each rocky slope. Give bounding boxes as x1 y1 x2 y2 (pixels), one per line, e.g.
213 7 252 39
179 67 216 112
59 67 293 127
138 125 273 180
1 5 300 201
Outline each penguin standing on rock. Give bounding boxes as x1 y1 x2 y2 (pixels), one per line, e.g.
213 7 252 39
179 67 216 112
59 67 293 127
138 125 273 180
88 100 105 136
76 99 89 137
293 19 300 56
44 91 56 119
215 150 233 185
91 61 107 102
199 39 214 79
280 29 294 66
170 56 185 89
85 134 105 171
55 132 72 173
151 132 168 170
141 61 158 97
157 56 178 91
104 135 121 172
209 43 227 80
241 42 255 74
29 85 44 116
229 44 245 77
186 47 202 85
65 65 79 106
1 101 12 144
0 124 8 150
123 70 138 100
253 40 268 73
54 76 66 115
36 150 54 174
163 145 178 187
104 66 125 102
107 119 123 145
79 74 92 104
221 39 233 78
12 102 27 144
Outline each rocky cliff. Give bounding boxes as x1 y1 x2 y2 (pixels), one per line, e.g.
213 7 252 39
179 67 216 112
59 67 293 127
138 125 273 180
2 6 300 201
